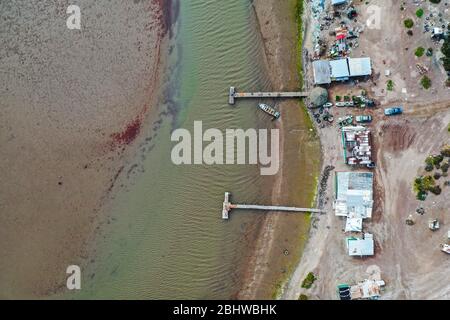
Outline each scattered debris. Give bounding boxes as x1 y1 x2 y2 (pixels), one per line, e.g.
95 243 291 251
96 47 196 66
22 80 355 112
429 219 440 231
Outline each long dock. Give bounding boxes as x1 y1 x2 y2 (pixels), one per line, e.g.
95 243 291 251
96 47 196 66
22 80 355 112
228 87 309 105
222 192 324 220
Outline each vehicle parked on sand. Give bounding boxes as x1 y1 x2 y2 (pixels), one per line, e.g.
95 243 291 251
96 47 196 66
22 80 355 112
355 115 372 123
384 107 403 116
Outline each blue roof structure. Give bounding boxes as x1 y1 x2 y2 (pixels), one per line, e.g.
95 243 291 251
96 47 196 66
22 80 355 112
331 0 347 5
330 59 350 80
312 57 372 85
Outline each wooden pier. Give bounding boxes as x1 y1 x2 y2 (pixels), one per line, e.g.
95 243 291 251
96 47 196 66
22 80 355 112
222 192 324 220
228 86 308 105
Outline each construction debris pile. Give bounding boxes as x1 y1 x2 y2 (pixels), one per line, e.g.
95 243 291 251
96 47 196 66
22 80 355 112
311 0 365 60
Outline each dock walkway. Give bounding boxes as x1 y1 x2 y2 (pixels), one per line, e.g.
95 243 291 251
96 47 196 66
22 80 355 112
228 87 308 105
222 192 324 220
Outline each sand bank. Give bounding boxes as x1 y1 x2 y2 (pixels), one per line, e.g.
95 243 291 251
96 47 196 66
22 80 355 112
0 0 170 298
238 0 321 299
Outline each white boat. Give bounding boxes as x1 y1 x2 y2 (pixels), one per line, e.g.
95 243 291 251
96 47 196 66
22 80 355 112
441 244 450 254
258 103 280 119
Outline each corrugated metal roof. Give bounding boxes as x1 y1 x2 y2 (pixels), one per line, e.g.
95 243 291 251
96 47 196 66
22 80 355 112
332 0 347 5
335 172 374 229
330 59 350 79
348 57 372 76
312 60 331 84
347 234 374 256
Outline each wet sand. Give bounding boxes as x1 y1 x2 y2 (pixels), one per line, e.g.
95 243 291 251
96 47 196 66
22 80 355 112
0 0 169 298
238 0 321 299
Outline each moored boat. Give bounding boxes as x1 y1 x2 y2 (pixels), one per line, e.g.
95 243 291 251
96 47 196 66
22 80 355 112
258 103 280 119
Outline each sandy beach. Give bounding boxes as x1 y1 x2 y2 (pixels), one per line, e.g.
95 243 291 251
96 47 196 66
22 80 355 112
0 0 170 298
238 0 321 299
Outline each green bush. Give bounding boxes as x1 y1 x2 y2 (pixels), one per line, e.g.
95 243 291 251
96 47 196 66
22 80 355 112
441 36 450 71
415 47 425 57
404 19 414 29
429 185 442 195
442 162 449 173
387 80 394 91
421 76 431 89
416 9 424 18
301 272 317 289
298 294 309 300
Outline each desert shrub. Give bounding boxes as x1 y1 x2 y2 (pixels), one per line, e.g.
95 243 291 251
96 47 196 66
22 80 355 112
404 19 414 29
417 190 427 200
441 162 449 173
298 294 309 300
433 154 444 165
416 9 424 17
421 76 431 89
301 272 317 289
441 145 450 157
425 163 434 172
442 36 450 71
425 156 434 166
429 185 442 195
387 80 394 91
336 95 342 102
415 47 425 57
434 172 441 180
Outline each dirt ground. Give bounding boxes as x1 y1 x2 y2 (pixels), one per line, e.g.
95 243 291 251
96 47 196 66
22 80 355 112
283 0 450 300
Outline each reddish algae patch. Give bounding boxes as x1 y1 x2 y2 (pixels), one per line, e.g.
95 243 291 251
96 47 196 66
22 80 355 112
111 117 142 146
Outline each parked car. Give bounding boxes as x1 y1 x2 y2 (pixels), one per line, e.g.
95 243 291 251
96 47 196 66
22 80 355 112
336 101 354 107
355 115 372 123
384 107 403 116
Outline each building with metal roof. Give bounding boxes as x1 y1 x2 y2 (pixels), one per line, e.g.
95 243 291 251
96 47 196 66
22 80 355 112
335 171 374 233
348 57 372 77
312 57 372 85
330 59 350 81
331 0 347 5
347 233 374 256
312 60 331 85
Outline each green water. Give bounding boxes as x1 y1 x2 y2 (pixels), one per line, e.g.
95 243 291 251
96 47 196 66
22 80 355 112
75 0 279 299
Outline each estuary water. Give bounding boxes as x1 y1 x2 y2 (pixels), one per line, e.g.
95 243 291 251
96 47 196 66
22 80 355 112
76 0 278 299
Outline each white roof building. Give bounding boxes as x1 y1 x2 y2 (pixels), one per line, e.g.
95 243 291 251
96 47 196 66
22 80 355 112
335 172 374 233
348 57 372 77
347 234 374 256
312 57 372 85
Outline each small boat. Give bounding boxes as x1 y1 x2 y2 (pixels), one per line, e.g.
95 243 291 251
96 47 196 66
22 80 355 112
441 244 450 254
258 103 280 119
